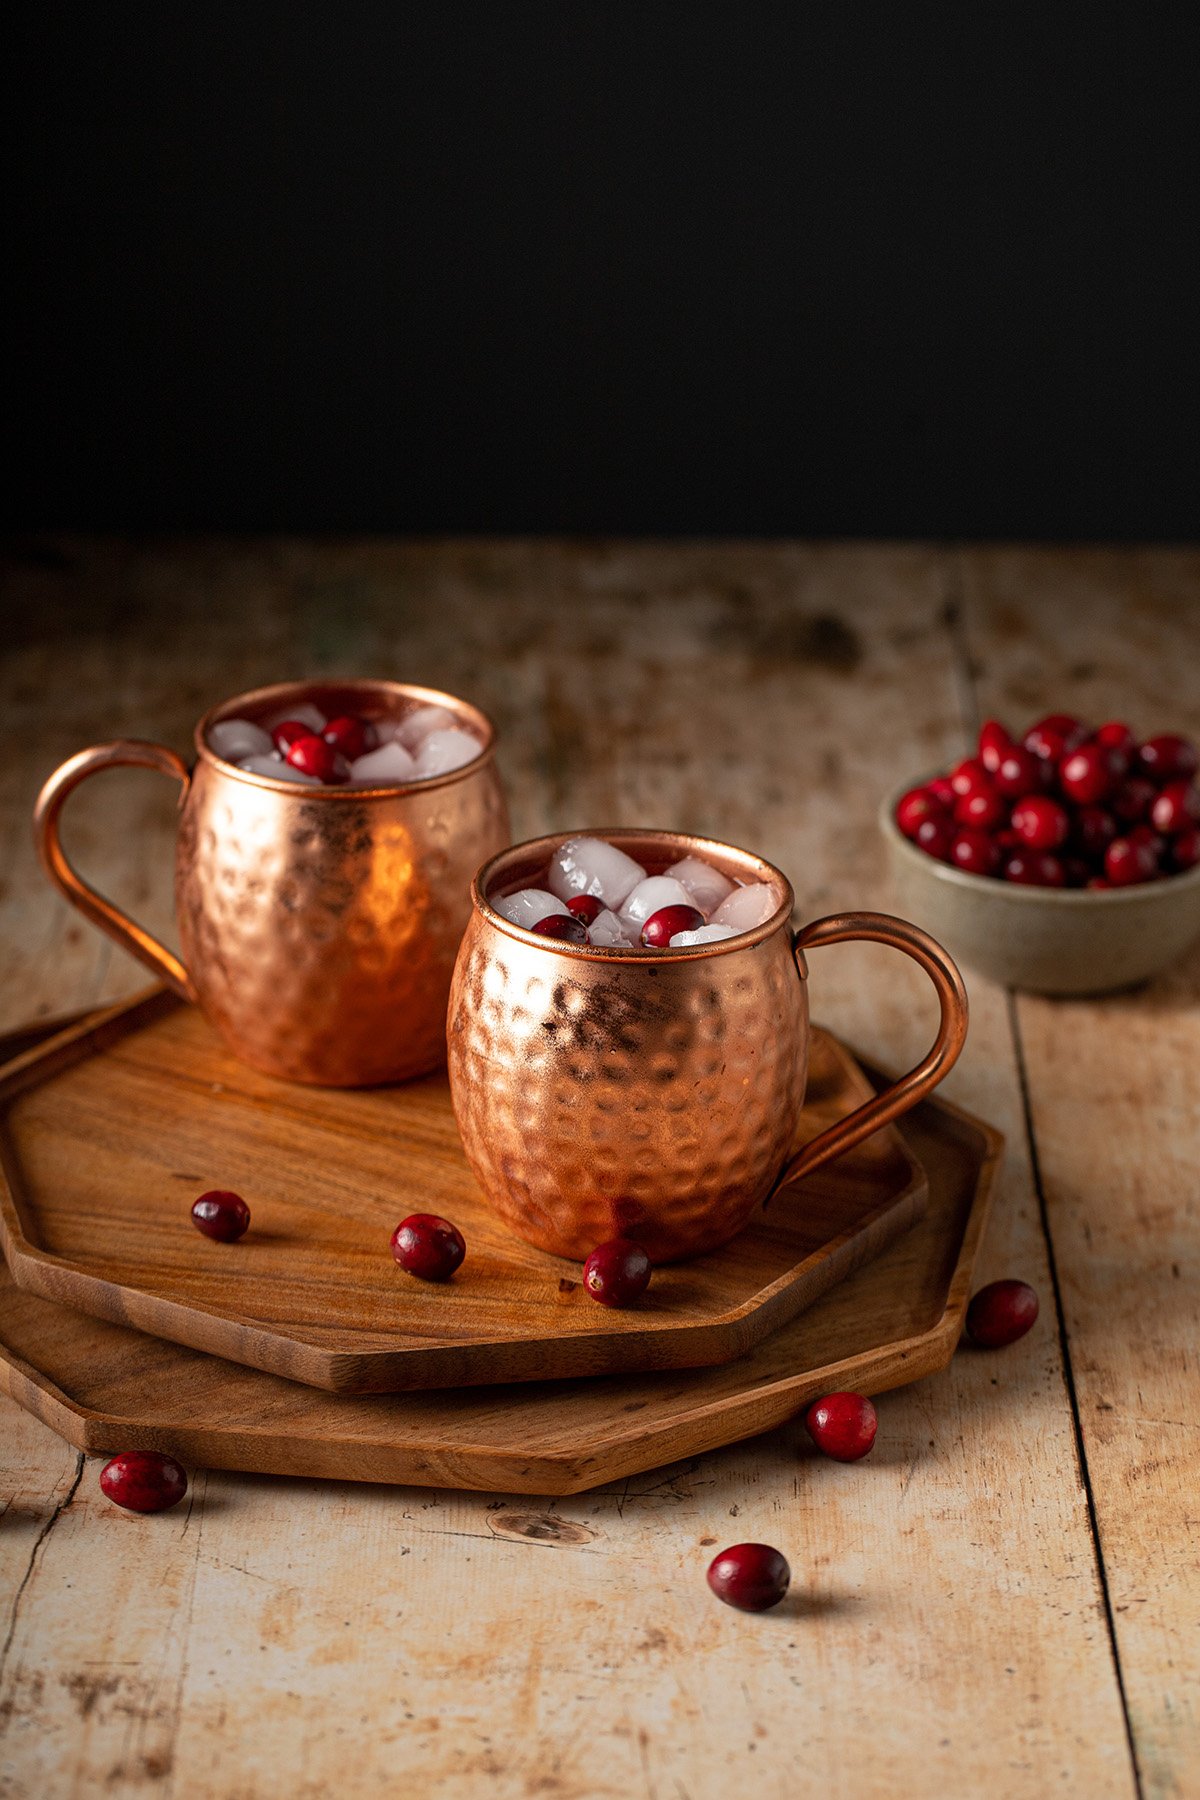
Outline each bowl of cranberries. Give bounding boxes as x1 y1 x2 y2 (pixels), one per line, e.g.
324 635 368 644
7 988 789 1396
882 715 1200 994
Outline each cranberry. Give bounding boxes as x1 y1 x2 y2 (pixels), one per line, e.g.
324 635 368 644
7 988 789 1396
1031 711 1084 737
994 746 1044 799
323 714 375 761
286 734 350 784
1025 717 1085 763
1087 877 1112 890
99 1451 188 1514
1059 742 1118 805
706 1543 790 1612
1128 824 1165 859
1111 777 1157 823
1105 836 1158 886
1151 781 1200 836
896 786 948 838
583 1238 652 1307
531 913 588 943
391 1213 466 1280
927 776 957 808
977 719 1013 774
641 904 705 947
191 1190 250 1242
1011 795 1069 851
1072 805 1117 858
566 894 605 925
271 717 316 753
950 828 1000 877
1095 721 1136 757
955 788 1007 831
804 1391 878 1461
966 1279 1039 1348
1172 827 1200 872
1003 850 1066 887
1063 856 1092 888
1137 733 1199 784
913 816 954 862
949 757 992 801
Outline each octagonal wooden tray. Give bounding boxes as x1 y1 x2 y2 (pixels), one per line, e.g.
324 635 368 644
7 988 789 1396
0 1033 1000 1495
0 991 925 1393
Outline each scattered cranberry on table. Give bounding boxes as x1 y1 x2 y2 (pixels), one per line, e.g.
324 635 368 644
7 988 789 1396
99 1451 189 1514
640 903 705 948
706 1542 791 1612
582 1238 652 1307
191 1190 251 1242
966 1279 1039 1348
530 913 588 943
804 1392 878 1461
896 714 1199 889
391 1213 466 1281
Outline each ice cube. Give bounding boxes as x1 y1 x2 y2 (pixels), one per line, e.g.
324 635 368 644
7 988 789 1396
587 908 635 947
619 876 696 929
208 718 275 762
711 882 779 931
492 888 569 930
665 855 735 919
238 754 320 785
668 922 740 948
547 838 647 909
398 704 459 751
415 727 481 777
267 701 325 734
348 740 418 787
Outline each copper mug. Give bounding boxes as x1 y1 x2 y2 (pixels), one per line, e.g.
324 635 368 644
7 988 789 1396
448 830 968 1261
34 680 510 1085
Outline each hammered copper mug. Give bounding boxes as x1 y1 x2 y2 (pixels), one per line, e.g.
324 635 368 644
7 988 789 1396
448 830 968 1261
34 679 510 1085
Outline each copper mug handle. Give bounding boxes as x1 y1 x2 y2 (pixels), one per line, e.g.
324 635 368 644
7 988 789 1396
770 911 968 1196
33 741 198 1003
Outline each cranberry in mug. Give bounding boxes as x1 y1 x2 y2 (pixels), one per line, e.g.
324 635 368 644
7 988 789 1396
206 695 484 788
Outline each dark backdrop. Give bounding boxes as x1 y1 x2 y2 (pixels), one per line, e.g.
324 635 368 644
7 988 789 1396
6 6 1199 537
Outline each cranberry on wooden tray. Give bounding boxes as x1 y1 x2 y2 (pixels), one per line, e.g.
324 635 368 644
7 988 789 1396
804 1392 878 1461
99 1451 189 1514
707 1543 791 1612
582 1238 652 1307
391 1214 466 1281
966 1279 1039 1348
191 1190 250 1242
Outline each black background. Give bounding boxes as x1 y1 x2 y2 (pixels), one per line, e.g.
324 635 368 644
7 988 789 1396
6 6 1199 537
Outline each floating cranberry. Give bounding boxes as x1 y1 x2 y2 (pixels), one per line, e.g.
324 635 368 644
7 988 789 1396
706 1543 791 1612
1111 777 1156 823
286 734 350 784
566 894 605 925
1095 721 1136 757
896 787 947 838
641 904 705 948
1059 742 1119 805
1025 716 1085 763
966 1279 1039 1348
913 816 954 862
99 1451 189 1514
1072 805 1118 857
955 788 1007 831
391 1213 466 1280
323 714 375 761
583 1238 652 1307
804 1391 878 1461
1011 795 1069 851
271 718 316 753
1137 733 1199 784
1104 836 1158 886
950 828 1000 877
191 1190 250 1242
1151 781 1200 836
1003 849 1066 887
978 719 1013 774
531 913 588 943
994 746 1044 799
1172 827 1200 872
949 757 993 801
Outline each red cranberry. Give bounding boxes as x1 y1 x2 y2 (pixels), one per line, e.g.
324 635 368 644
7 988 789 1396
286 733 350 784
1003 850 1066 887
706 1543 790 1612
99 1451 188 1514
1151 781 1200 836
1063 856 1092 887
566 894 605 925
191 1190 250 1242
1105 836 1158 886
804 1391 878 1461
1059 742 1119 805
1031 711 1084 737
641 904 705 948
1137 733 1199 784
1095 721 1136 757
1025 717 1085 763
1011 795 1069 851
323 714 375 760
1111 777 1157 823
949 757 992 801
531 913 588 943
966 1279 1039 1348
1172 827 1200 872
994 746 1044 799
955 788 1007 831
927 775 957 808
896 786 948 838
1072 805 1117 857
583 1238 652 1307
391 1213 466 1280
914 816 954 861
271 717 316 753
977 719 1013 774
950 828 1000 877
1128 824 1165 858
1087 877 1112 890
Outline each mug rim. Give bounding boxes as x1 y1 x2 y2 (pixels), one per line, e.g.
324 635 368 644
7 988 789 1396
472 828 796 960
194 678 499 796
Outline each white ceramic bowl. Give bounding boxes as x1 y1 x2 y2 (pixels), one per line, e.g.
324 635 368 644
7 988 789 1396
880 777 1200 995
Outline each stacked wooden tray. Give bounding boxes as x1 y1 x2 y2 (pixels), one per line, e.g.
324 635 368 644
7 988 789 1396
0 991 1001 1493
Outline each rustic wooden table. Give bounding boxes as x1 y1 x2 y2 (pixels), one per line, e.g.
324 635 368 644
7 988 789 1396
0 542 1196 1800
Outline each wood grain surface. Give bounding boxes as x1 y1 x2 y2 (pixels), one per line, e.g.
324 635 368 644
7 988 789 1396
0 540 1196 1799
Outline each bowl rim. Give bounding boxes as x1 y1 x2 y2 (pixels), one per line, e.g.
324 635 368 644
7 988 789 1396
879 774 1200 907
